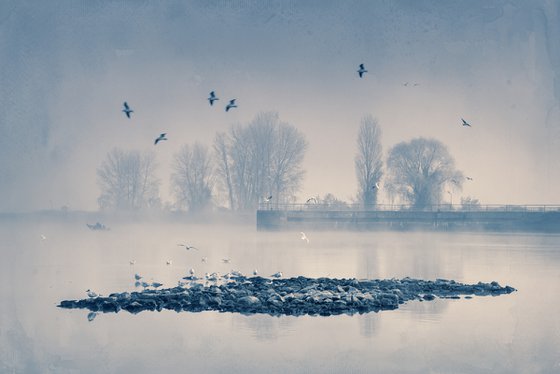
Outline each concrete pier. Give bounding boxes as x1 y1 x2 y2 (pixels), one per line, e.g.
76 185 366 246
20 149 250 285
257 204 560 232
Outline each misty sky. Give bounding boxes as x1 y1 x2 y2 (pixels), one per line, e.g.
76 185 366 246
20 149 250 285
1 0 559 211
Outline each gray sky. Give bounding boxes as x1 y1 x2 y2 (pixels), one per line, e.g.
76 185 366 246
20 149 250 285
1 0 559 211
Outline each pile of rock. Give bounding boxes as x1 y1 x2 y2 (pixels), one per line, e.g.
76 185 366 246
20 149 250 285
58 276 516 317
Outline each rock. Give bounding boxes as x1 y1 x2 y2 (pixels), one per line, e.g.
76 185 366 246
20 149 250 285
58 276 516 317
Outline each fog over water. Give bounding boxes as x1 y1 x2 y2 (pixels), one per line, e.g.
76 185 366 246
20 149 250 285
1 221 560 373
1 1 560 211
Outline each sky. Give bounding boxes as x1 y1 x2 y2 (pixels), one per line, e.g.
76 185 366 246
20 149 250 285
1 0 559 212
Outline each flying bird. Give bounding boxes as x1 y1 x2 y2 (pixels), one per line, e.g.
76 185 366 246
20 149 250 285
300 232 309 243
372 182 381 190
166 260 172 266
122 102 133 118
466 176 473 181
265 195 273 202
461 118 471 127
40 234 47 241
178 244 198 251
201 256 207 263
208 91 219 106
357 63 368 78
306 197 317 204
154 133 167 145
222 258 231 264
129 260 136 266
225 99 237 112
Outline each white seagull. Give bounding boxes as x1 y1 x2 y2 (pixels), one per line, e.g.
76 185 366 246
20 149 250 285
151 281 163 289
201 256 207 263
372 182 381 190
271 271 283 278
225 99 237 112
253 269 258 276
222 258 231 264
208 91 219 106
129 260 136 265
86 289 98 298
154 133 168 145
189 268 195 276
461 118 471 127
40 234 47 241
357 63 368 78
466 176 473 181
122 102 133 118
166 260 172 266
178 243 198 251
300 232 309 243
265 195 273 202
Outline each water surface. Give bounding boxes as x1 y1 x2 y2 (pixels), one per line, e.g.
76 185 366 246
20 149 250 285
1 219 559 373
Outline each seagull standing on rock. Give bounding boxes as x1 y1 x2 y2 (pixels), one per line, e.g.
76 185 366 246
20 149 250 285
271 272 283 278
86 289 98 298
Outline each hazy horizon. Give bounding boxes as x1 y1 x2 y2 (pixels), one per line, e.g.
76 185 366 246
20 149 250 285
2 0 560 212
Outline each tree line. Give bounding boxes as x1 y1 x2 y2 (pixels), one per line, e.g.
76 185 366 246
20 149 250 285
97 111 468 213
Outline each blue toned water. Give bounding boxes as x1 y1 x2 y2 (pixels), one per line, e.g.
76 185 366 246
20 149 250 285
1 220 559 373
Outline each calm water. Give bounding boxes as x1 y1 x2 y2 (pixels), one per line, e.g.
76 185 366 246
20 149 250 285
1 219 559 373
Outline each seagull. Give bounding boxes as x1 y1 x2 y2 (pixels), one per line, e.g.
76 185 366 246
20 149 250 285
189 268 195 276
151 281 163 289
87 312 98 322
154 133 167 145
466 176 473 181
129 260 136 265
253 269 258 276
40 234 47 240
271 271 283 278
208 91 219 106
134 273 142 281
201 256 207 263
265 195 273 202
300 232 309 243
178 244 198 251
357 63 368 78
461 118 471 127
86 289 98 298
306 197 317 204
122 102 133 118
166 260 172 266
372 182 381 190
225 99 237 112
222 258 231 264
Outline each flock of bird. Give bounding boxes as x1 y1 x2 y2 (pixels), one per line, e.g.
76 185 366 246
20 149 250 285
83 63 475 300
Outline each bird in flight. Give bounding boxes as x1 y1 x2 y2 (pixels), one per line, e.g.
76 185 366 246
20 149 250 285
40 234 47 241
306 197 317 204
225 99 237 112
122 102 133 118
357 63 368 78
372 182 381 190
208 91 219 106
201 256 207 263
222 258 231 264
178 243 198 251
461 118 471 127
300 232 309 243
466 176 473 181
166 260 172 266
154 133 167 145
129 260 136 266
265 195 273 202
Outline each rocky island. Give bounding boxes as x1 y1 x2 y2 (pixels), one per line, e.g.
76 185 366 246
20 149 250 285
58 276 516 317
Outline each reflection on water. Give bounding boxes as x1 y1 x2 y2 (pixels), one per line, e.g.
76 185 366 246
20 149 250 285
1 219 560 373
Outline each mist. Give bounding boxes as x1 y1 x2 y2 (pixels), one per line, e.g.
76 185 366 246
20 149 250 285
2 0 559 212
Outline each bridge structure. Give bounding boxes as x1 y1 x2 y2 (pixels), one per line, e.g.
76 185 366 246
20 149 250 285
256 203 560 232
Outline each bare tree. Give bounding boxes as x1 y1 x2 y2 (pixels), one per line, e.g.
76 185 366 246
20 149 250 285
386 137 463 210
355 115 383 209
171 143 214 212
97 148 160 210
215 112 307 210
